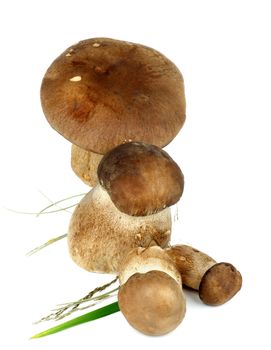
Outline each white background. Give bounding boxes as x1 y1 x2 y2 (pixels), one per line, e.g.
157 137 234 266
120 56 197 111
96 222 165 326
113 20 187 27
1 0 270 348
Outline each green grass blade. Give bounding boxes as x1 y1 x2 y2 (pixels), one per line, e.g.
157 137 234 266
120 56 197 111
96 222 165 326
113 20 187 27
31 302 120 339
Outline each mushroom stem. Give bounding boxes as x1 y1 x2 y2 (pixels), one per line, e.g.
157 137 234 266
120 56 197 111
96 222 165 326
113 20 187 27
166 245 216 290
166 245 242 306
71 144 102 187
68 185 171 274
118 246 186 336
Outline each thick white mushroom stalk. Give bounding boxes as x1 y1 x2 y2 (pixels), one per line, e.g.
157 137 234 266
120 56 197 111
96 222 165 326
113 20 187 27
71 144 102 187
68 185 172 274
119 246 182 285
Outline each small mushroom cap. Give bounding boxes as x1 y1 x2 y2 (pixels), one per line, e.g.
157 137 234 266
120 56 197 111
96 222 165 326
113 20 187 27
40 38 186 154
199 262 242 306
118 270 186 336
98 142 184 216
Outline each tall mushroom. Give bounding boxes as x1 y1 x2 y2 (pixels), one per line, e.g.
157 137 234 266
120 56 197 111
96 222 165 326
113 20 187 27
118 246 186 336
166 245 242 305
40 38 186 186
68 142 184 273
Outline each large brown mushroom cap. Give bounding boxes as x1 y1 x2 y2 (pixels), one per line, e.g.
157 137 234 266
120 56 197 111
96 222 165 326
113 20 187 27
98 142 184 216
118 270 186 336
40 38 186 154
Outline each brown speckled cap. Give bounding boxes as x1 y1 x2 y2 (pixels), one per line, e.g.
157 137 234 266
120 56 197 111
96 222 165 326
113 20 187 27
118 247 186 336
97 141 184 216
199 262 242 306
118 270 186 336
40 38 186 154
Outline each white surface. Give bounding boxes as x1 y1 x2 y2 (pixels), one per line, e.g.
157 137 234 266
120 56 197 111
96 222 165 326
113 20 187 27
1 0 270 348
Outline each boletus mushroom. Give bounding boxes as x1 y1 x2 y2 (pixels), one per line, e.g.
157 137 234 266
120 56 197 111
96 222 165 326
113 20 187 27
118 246 186 336
68 142 184 273
166 245 242 306
40 38 186 186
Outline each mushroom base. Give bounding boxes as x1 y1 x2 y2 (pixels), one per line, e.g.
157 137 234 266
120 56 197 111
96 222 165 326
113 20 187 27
68 185 172 274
